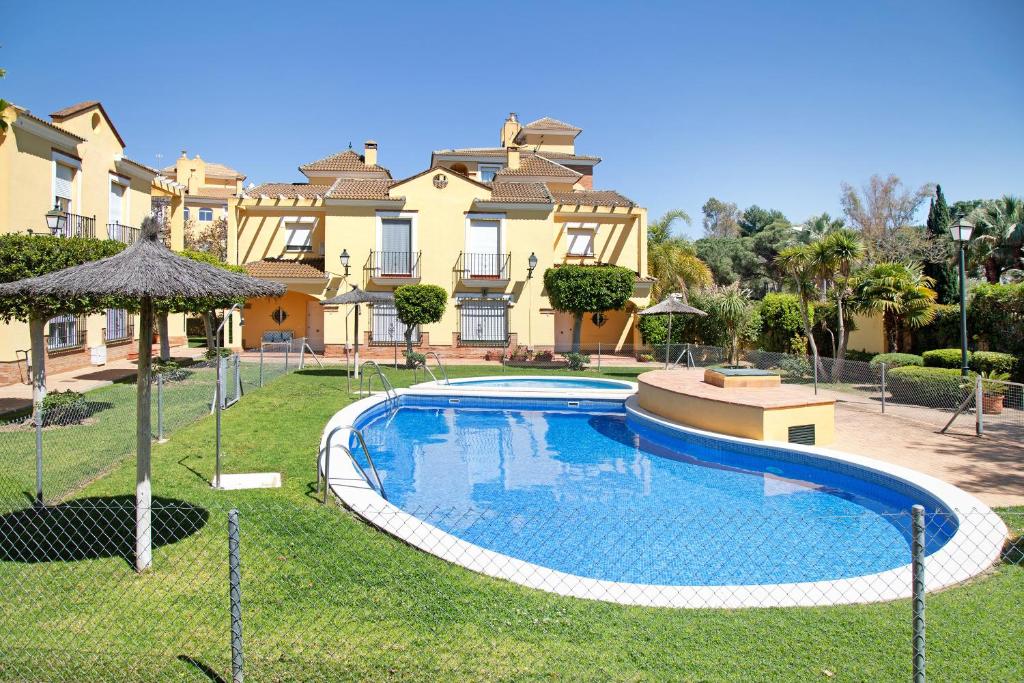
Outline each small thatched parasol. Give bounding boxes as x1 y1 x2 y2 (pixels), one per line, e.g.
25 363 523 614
0 218 284 571
637 294 707 369
321 286 394 377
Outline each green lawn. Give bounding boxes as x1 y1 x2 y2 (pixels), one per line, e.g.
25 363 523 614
0 366 1021 681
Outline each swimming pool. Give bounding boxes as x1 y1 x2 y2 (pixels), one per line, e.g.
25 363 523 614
427 376 635 391
321 391 1004 607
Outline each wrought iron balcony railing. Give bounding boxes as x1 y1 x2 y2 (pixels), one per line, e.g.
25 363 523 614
107 222 139 245
364 250 421 280
454 252 511 282
54 213 96 239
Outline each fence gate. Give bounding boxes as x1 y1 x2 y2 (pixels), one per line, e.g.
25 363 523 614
460 300 508 345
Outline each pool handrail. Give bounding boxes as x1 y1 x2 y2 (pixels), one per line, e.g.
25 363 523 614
320 424 388 503
358 360 397 406
425 351 450 385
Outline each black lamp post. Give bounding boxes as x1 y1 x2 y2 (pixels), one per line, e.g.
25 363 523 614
340 249 351 277
949 218 974 377
45 203 67 236
527 252 538 279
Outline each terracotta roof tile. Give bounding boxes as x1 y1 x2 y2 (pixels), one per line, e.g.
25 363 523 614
521 116 581 133
299 149 389 176
488 182 553 204
49 101 102 118
162 161 245 180
495 154 581 179
327 179 395 200
245 258 326 280
119 156 159 174
11 106 86 142
244 183 333 199
433 147 600 162
551 190 636 207
192 187 237 200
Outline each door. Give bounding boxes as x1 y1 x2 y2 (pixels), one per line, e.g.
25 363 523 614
380 218 412 275
305 301 324 351
109 182 125 225
466 218 501 277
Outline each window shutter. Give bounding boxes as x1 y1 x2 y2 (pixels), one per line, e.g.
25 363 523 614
54 164 73 200
109 182 124 224
381 219 411 253
285 225 312 251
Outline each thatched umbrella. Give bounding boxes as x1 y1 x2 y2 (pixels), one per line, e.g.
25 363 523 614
0 218 284 571
321 286 393 377
637 293 707 368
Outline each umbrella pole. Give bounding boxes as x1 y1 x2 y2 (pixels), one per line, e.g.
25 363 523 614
665 313 672 370
354 304 360 378
136 296 154 572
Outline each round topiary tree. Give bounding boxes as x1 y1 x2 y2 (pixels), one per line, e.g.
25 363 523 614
543 265 636 352
394 284 447 366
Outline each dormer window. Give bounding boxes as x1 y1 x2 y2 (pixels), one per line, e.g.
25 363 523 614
478 164 502 182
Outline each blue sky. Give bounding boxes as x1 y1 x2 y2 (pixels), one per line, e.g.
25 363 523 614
4 1 1022 238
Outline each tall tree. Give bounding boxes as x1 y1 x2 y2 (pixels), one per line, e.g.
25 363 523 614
924 185 958 304
701 197 740 238
647 210 711 300
806 230 864 375
543 265 635 352
968 196 1024 283
851 261 937 352
775 244 824 374
738 205 789 236
798 212 845 243
840 174 934 258
647 209 691 245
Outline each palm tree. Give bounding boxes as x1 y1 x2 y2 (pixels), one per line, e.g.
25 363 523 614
775 244 823 371
807 230 864 372
798 212 846 243
711 283 757 366
647 209 712 299
968 196 1024 283
851 261 937 352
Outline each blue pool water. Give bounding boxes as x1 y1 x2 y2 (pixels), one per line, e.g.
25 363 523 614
353 396 955 585
448 377 632 390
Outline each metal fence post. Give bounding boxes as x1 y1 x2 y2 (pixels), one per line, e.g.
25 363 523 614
812 349 819 395
258 345 264 388
911 504 926 683
157 374 165 443
597 342 601 371
227 509 244 683
284 344 290 374
975 375 984 436
34 403 43 505
880 362 887 414
233 354 242 403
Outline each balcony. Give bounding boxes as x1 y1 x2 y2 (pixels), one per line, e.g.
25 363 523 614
364 250 421 285
107 222 139 245
454 252 511 289
52 213 96 239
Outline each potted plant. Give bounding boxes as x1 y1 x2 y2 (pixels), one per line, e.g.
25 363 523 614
980 371 1010 415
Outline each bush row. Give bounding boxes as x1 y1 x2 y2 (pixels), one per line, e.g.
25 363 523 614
922 348 1017 374
886 366 975 408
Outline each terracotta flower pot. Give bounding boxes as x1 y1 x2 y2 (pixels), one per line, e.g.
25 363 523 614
982 393 1005 415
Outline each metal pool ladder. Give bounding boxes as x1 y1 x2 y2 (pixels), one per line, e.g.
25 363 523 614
358 360 398 407
318 424 388 503
415 351 451 385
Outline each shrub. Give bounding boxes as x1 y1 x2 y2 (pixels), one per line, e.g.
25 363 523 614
969 282 1024 357
205 348 232 360
533 350 554 362
563 352 590 371
41 390 88 425
922 348 966 369
403 351 426 367
758 293 810 353
869 353 923 369
636 353 654 363
887 366 975 408
971 351 1017 375
776 355 812 382
910 304 959 355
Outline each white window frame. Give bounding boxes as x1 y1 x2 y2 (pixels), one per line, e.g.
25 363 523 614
464 213 505 255
51 150 81 214
478 163 502 182
198 207 214 222
565 222 598 257
282 216 317 253
184 207 190 221
109 174 130 227
375 211 418 254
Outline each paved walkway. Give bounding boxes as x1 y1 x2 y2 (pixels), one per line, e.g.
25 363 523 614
0 345 206 416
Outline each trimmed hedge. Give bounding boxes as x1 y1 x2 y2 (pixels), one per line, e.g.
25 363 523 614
869 353 923 369
922 348 966 369
887 366 975 408
922 347 1018 375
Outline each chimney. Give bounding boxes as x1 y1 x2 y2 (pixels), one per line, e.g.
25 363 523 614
364 140 378 167
506 146 520 170
180 150 188 158
500 112 521 147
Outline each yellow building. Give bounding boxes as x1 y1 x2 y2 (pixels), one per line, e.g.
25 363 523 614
160 152 245 248
231 113 651 357
0 100 185 386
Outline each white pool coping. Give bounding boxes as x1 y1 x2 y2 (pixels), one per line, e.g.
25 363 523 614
319 382 1008 609
410 375 637 400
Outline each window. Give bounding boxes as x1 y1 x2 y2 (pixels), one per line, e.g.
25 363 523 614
460 300 508 345
466 218 502 277
53 163 74 213
478 164 502 182
105 309 131 342
371 303 418 345
284 222 313 252
198 208 214 221
184 207 190 220
47 315 83 351
109 180 126 225
567 226 596 256
380 218 413 274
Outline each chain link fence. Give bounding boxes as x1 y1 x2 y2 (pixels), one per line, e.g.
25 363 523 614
0 499 1019 681
0 351 303 513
